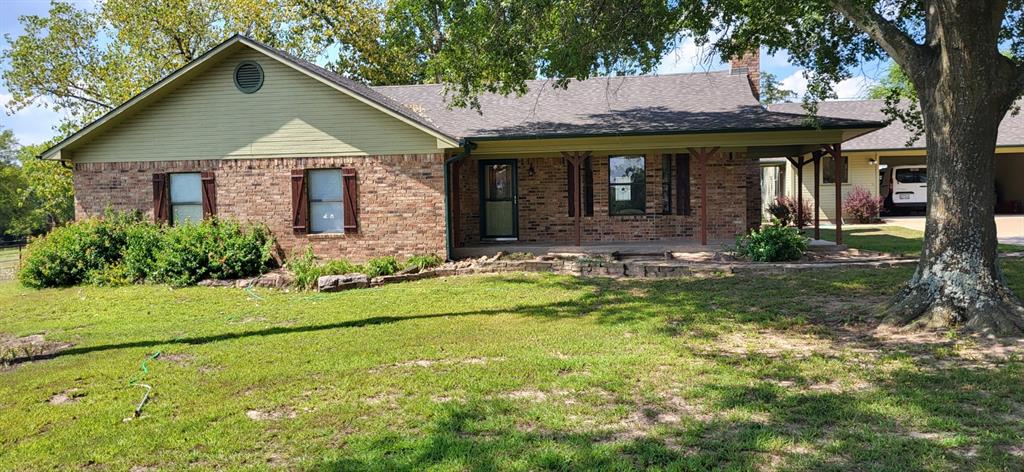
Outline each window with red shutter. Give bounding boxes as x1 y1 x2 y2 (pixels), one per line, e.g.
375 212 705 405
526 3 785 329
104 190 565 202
291 169 308 233
342 168 358 233
152 173 169 224
201 171 216 218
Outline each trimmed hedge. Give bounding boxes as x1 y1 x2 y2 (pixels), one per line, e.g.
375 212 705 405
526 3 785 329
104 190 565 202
18 212 275 288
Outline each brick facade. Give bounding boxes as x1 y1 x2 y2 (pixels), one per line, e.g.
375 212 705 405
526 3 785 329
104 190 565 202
73 154 446 262
455 152 760 246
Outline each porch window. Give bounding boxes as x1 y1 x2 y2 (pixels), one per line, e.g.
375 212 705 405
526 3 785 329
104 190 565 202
822 155 849 184
609 155 646 215
308 169 344 233
169 173 202 225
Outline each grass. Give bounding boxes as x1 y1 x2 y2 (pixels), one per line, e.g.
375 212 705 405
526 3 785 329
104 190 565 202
2 262 1024 470
809 225 1024 256
0 247 20 270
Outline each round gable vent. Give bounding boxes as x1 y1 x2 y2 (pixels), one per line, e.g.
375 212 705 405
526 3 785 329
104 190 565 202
234 61 264 93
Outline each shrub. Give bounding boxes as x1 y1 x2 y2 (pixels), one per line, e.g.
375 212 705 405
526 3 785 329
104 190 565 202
405 254 443 271
766 197 794 225
843 186 882 224
18 216 133 288
19 212 275 288
286 248 362 290
364 256 401 278
734 221 809 262
151 219 274 287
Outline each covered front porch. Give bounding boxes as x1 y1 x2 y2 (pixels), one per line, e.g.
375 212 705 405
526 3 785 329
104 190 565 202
442 130 870 260
452 238 734 259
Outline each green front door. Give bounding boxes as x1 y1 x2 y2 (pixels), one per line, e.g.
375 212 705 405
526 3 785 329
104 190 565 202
480 160 518 239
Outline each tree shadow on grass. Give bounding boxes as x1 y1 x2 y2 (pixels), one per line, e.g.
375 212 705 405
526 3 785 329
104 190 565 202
306 357 1024 470
11 267 1024 469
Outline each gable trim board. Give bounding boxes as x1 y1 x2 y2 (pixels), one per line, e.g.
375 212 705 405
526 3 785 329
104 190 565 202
39 35 458 163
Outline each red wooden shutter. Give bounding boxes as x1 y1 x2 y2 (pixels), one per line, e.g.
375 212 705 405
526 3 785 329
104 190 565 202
152 173 169 224
675 153 691 215
291 169 308 233
566 159 578 217
582 156 594 216
201 171 217 218
342 167 358 233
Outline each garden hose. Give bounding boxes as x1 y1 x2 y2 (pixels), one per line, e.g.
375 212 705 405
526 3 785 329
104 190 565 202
127 351 161 418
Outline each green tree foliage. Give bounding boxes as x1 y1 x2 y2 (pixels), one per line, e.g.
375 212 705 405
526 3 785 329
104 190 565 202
760 71 797 104
2 0 314 132
295 0 441 85
382 0 1024 333
12 143 73 236
0 128 30 238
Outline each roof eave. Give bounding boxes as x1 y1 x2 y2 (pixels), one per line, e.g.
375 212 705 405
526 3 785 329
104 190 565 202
463 121 885 142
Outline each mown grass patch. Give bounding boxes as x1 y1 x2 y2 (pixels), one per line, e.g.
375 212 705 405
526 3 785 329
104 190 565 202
813 225 1024 256
1 260 1023 470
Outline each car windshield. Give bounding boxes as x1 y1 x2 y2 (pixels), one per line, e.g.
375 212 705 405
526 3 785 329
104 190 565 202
895 168 927 184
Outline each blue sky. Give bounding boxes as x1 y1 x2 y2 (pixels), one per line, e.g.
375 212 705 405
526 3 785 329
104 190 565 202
1 0 887 146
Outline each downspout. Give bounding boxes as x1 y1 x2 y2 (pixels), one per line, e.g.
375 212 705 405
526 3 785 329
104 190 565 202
443 139 475 260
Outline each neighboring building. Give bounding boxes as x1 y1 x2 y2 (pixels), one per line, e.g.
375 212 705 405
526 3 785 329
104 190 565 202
764 100 1024 222
40 35 882 261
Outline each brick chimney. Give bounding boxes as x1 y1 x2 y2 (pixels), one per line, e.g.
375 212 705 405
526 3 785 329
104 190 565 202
730 51 760 100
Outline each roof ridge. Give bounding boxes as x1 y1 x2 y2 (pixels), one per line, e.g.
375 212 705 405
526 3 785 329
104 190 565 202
372 69 737 90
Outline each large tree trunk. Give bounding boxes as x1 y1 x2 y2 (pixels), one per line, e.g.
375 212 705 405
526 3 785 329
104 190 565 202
881 6 1024 335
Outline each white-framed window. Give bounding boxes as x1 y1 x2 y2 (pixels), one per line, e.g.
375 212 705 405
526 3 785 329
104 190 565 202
308 169 344 233
609 155 646 215
169 173 202 225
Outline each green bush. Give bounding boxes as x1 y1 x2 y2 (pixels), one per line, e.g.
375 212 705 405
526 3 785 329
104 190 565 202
404 254 443 271
364 256 400 278
17 212 143 288
734 221 809 262
151 219 274 287
18 212 275 288
286 248 362 290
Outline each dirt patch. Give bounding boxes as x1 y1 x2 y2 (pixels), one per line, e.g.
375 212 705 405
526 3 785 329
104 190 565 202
158 353 195 366
48 388 86 405
371 356 508 372
1 333 74 367
245 408 297 421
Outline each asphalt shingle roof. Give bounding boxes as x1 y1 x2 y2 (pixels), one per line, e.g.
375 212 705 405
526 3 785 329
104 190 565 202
373 73 880 140
769 99 1024 150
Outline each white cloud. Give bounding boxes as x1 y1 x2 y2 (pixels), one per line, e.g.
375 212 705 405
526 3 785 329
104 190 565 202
656 37 727 75
779 69 877 100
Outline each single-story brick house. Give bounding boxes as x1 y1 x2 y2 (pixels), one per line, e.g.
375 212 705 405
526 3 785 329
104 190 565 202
762 100 1024 223
40 35 882 261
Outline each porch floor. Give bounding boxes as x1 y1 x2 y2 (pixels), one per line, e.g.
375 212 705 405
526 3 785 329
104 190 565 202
453 239 735 259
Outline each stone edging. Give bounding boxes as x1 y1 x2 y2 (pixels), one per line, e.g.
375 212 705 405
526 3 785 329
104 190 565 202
204 252 1024 293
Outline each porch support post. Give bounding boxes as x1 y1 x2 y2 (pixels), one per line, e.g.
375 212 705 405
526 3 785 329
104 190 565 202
451 160 462 248
688 147 720 246
560 151 588 246
823 143 843 245
812 150 822 240
795 155 805 228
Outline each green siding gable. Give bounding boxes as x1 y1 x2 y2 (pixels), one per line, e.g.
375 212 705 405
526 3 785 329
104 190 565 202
69 49 443 163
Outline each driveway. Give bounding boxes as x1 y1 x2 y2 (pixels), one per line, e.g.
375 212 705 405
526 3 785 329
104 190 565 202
882 215 1024 246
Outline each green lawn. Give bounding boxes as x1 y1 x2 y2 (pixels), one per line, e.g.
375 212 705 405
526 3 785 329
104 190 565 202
2 263 1024 470
809 225 1024 256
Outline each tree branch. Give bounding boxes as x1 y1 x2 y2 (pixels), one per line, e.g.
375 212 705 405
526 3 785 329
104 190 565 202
828 0 926 70
45 87 114 110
